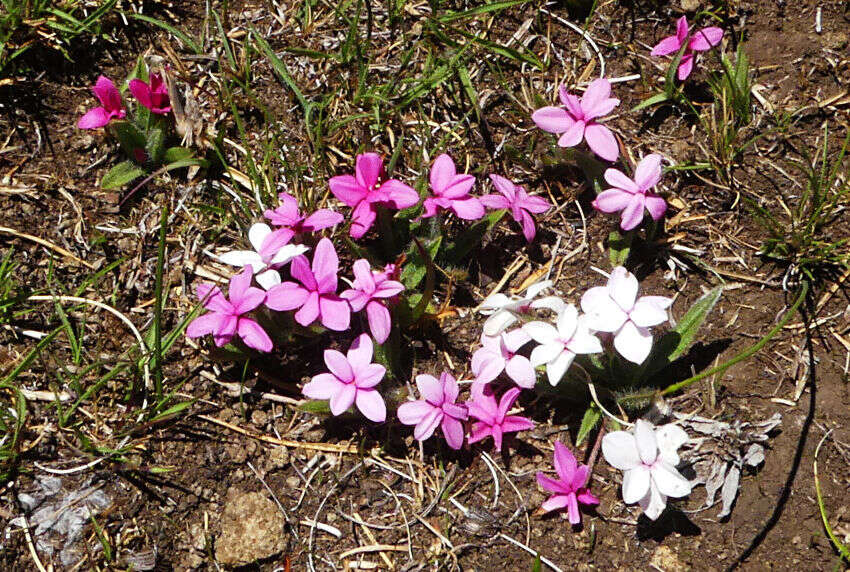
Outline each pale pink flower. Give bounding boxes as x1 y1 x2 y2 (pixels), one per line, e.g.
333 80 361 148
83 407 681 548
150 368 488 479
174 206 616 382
602 420 691 520
340 259 405 343
523 304 602 386
328 152 419 238
263 192 344 242
651 16 724 81
422 154 484 220
531 78 620 162
593 154 667 231
218 223 309 290
480 175 550 242
302 334 386 421
471 329 536 392
129 73 171 114
78 76 126 129
397 372 468 450
265 238 350 331
186 266 272 352
580 267 672 364
467 387 534 452
478 279 565 336
537 441 600 524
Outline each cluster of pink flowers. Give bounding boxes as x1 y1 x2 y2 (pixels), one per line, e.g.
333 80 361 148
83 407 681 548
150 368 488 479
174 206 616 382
78 73 171 130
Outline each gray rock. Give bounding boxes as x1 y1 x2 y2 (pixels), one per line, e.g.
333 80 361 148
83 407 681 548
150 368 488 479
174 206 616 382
215 490 286 567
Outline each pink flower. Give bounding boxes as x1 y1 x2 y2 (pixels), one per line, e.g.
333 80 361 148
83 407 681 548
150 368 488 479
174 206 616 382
651 16 724 81
592 154 667 231
467 387 534 452
340 259 404 343
471 329 536 392
328 153 420 238
218 223 309 290
421 154 484 220
397 372 468 450
531 78 620 162
263 192 344 242
536 441 599 524
186 266 272 352
302 334 387 421
78 76 126 129
480 175 550 242
265 238 350 331
129 73 171 114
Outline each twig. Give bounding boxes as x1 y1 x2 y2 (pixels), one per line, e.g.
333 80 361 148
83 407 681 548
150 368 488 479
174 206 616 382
197 414 359 453
19 516 48 572
0 226 94 269
498 533 563 572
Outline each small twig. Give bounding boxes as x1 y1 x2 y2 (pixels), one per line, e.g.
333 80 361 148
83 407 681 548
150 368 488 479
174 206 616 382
0 226 94 269
498 533 563 572
19 516 48 572
197 414 359 453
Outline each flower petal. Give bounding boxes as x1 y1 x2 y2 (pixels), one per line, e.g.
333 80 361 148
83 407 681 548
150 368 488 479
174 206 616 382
324 349 354 383
546 349 575 386
603 167 640 194
356 389 386 422
651 34 683 57
653 462 692 498
77 107 112 129
656 424 689 466
329 382 357 416
677 54 695 81
531 106 573 134
593 189 633 215
128 79 152 109
541 494 570 513
415 374 444 405
441 417 465 449
634 154 663 191
620 194 647 231
220 250 264 269
602 431 641 470
355 364 386 389
303 373 343 400
397 400 434 425
584 123 619 162
645 195 668 221
622 466 651 504
312 238 339 293
413 408 442 441
580 78 612 118
318 296 350 331
329 174 366 207
558 87 584 117
613 320 653 364
537 473 568 494
381 179 419 209
294 291 320 326
186 312 227 340
557 119 585 148
634 420 658 465
364 301 391 343
350 200 377 239
630 297 671 328
505 355 536 389
450 197 485 220
689 27 724 51
553 441 577 484
303 209 344 231
429 153 456 193
355 152 383 189
265 282 309 311
608 267 639 312
236 318 273 352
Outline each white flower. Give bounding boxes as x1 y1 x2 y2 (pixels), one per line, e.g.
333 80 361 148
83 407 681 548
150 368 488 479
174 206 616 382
523 304 602 385
479 280 565 336
602 419 691 520
580 266 672 364
218 223 309 290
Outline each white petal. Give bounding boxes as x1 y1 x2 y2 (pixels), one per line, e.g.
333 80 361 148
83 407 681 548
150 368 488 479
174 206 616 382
248 223 273 253
531 295 566 314
523 321 559 345
622 466 651 504
256 269 281 290
555 304 578 338
566 322 603 355
634 419 658 465
630 297 670 328
607 267 639 311
480 293 512 312
270 243 310 265
219 250 264 269
656 424 689 466
530 343 563 367
526 279 553 298
613 320 653 364
652 462 692 498
483 310 517 336
546 350 575 386
602 431 641 470
639 480 668 521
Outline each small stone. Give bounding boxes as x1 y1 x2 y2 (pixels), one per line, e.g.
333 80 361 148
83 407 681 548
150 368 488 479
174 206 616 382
268 447 290 469
251 410 268 427
285 476 300 489
188 522 206 551
650 545 686 572
680 0 701 11
215 490 286 567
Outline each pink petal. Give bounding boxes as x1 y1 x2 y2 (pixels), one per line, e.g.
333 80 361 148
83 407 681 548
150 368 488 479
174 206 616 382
541 494 570 513
128 79 152 110
347 333 374 370
303 209 344 231
677 54 695 81
355 389 386 422
230 286 266 315
519 194 550 214
92 76 122 112
557 119 585 148
584 124 619 162
228 266 254 301
620 194 647 231
491 426 504 451
634 154 663 191
488 174 516 200
450 197 485 220
576 489 600 506
421 198 441 218
289 255 317 290
537 472 568 494
318 296 350 331
500 415 534 433
467 422 493 445
258 229 295 262
265 282 309 311
324 349 354 382
505 355 536 389
651 35 683 57
186 312 228 339
341 289 369 311
593 189 633 214
373 279 404 298
413 408 443 441
350 200 377 239
303 373 343 400
365 300 391 343
614 320 653 364
580 79 611 116
381 179 419 209
441 417 465 450
558 87 584 118
497 387 522 420
355 363 385 389
468 393 498 423
312 238 339 293
329 174 366 207
236 318 273 352
294 291 321 326
77 107 112 129
553 441 578 483
630 297 669 328
355 152 384 189
572 465 590 489
196 284 231 313
429 153 456 193
472 349 505 384
479 193 510 210
415 374 444 405
442 402 468 421
329 382 357 416
645 195 668 221
351 259 376 293
519 210 537 243
566 494 581 524
531 106 573 134
689 27 723 51
608 267 639 311
397 400 434 425
603 167 639 194
441 372 460 403
676 16 690 43
440 175 475 199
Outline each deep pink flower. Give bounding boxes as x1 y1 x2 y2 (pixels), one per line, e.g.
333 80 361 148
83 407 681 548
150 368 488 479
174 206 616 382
129 73 171 114
340 259 404 343
480 175 550 242
78 76 126 129
186 266 272 352
397 372 468 450
265 238 350 331
536 441 599 524
651 16 724 81
263 192 344 242
328 153 420 238
531 78 620 162
421 154 484 220
592 154 667 231
302 334 386 421
471 329 535 392
467 387 534 452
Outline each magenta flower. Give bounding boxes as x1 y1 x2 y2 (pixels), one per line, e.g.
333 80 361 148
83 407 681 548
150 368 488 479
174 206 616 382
467 387 534 452
651 16 724 81
397 372 468 450
129 73 171 114
328 153 420 238
265 238 350 331
480 175 550 242
186 266 272 352
302 334 387 421
422 154 484 220
536 441 600 524
592 154 667 231
471 329 536 392
263 192 344 242
78 76 126 129
340 259 404 343
531 78 620 162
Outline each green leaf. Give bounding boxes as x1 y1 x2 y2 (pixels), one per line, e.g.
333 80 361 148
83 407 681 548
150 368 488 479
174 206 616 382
607 230 632 267
145 127 165 164
298 400 331 415
149 400 195 422
100 161 146 189
126 13 202 54
445 209 505 262
632 92 670 113
401 236 442 291
576 405 601 446
111 121 146 158
252 28 309 114
531 553 542 572
163 146 195 164
437 0 529 22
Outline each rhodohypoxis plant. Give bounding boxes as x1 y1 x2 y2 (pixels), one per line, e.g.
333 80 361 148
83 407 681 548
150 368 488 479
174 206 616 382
397 372 468 450
532 78 621 162
422 154 484 220
478 279 564 336
467 387 534 452
537 441 599 524
593 154 667 231
265 238 351 331
78 76 126 129
471 329 536 391
186 266 272 352
218 223 309 290
264 192 344 241
302 334 387 421
523 304 602 386
480 175 551 242
341 259 405 343
651 16 724 81
602 420 691 520
581 267 672 364
329 152 419 238
129 72 171 114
